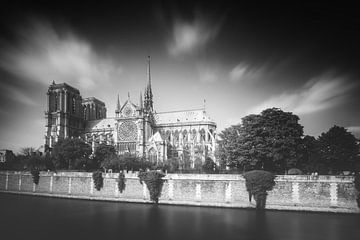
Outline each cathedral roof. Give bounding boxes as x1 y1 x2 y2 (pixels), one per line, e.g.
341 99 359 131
84 118 115 132
155 109 215 125
49 82 80 94
149 132 163 142
82 97 106 106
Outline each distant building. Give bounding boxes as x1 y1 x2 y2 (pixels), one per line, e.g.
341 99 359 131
44 57 217 165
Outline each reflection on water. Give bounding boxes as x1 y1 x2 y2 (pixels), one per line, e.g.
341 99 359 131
0 193 359 240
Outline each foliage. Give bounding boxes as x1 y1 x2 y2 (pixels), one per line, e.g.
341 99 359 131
101 154 121 171
297 135 321 174
20 147 36 157
138 170 166 203
52 138 92 170
117 171 126 193
92 170 103 191
287 168 303 175
217 108 303 174
194 157 203 171
317 125 359 174
94 143 117 170
355 173 360 192
243 170 276 209
30 168 40 185
164 157 180 173
202 157 217 174
355 173 360 208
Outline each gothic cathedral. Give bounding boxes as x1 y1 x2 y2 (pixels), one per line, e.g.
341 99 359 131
44 57 217 165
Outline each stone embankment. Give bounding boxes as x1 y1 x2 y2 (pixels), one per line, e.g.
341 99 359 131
0 171 358 213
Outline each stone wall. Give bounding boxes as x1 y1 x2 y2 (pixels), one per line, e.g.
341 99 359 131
0 171 358 213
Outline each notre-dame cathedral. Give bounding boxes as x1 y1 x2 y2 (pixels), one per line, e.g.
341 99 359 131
44 57 217 164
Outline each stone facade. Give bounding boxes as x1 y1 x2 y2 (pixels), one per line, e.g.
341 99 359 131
44 57 217 164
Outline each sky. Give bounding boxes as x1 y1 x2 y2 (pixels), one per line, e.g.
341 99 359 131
0 1 360 153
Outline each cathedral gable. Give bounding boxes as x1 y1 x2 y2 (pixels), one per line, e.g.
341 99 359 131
120 100 138 118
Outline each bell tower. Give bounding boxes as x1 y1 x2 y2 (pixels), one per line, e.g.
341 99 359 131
44 81 84 151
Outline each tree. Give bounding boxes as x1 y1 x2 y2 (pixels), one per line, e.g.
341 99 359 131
217 108 304 174
20 147 36 157
94 143 117 170
52 138 92 170
101 154 122 171
164 157 180 173
317 125 359 174
297 135 321 174
217 124 252 171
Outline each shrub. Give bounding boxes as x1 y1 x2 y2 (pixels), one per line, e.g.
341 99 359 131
30 168 40 185
287 168 303 175
354 173 360 208
117 171 126 193
243 170 276 210
92 170 103 191
138 170 166 203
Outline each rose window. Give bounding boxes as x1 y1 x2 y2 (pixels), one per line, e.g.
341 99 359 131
118 121 137 141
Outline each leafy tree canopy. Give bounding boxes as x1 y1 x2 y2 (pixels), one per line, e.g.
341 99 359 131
318 125 359 174
297 135 321 174
94 143 117 170
218 108 303 174
52 138 92 170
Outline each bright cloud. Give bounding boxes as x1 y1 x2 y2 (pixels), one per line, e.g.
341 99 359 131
346 126 360 138
168 13 222 57
246 73 357 115
0 18 122 90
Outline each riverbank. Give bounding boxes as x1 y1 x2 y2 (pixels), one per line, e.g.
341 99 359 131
0 171 358 213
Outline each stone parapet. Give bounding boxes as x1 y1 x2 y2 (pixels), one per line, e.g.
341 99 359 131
0 171 358 213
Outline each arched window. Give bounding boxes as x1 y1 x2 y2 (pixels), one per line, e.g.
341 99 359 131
200 129 206 142
72 97 76 113
191 129 197 141
83 105 87 120
149 148 157 163
182 130 188 142
174 130 179 142
165 130 171 141
54 93 58 111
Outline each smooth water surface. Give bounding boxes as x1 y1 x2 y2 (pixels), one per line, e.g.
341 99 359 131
0 193 359 240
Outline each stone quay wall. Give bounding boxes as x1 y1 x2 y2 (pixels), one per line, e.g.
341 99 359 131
0 171 358 213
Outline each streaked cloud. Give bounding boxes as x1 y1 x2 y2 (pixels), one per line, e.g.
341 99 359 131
0 18 122 90
1 83 37 106
229 63 266 83
168 13 222 57
246 72 357 115
196 62 223 83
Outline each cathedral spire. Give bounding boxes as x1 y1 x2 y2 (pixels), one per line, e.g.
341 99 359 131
144 56 153 112
147 55 152 91
115 94 121 117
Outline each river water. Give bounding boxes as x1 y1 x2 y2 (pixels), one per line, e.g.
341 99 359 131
0 193 359 240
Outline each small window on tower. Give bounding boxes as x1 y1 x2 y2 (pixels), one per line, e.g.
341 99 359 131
54 94 58 111
72 97 76 113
